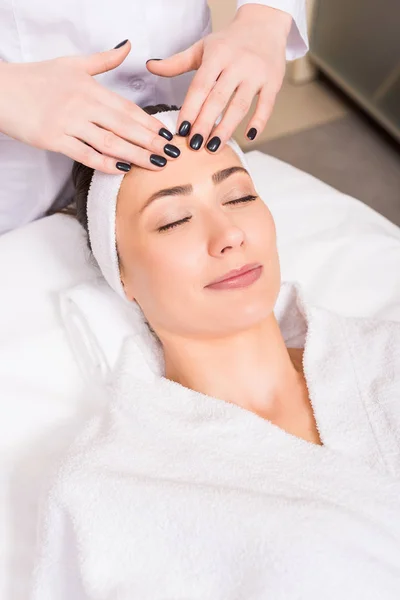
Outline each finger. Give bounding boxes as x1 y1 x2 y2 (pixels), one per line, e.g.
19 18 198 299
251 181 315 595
188 68 240 150
93 84 175 139
78 40 132 76
59 136 168 173
176 60 223 135
146 40 203 76
204 81 257 152
244 85 277 142
89 104 180 159
59 137 126 174
72 123 176 168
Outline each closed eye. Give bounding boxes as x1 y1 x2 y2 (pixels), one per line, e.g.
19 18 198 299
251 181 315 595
225 194 258 205
157 195 258 232
158 217 191 232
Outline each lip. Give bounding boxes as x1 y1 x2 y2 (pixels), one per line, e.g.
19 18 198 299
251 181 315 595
205 263 263 290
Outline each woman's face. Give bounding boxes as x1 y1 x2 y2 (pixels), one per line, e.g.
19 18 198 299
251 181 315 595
116 134 280 339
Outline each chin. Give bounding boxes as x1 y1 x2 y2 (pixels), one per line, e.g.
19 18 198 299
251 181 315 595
215 300 273 335
241 300 273 325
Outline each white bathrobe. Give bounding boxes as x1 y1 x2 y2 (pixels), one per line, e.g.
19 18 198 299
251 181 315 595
30 282 400 600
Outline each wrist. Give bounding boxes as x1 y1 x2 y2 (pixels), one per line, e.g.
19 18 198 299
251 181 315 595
0 60 12 80
234 4 292 42
0 62 16 133
0 61 11 101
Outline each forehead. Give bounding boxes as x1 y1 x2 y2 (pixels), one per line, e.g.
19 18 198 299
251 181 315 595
119 136 244 204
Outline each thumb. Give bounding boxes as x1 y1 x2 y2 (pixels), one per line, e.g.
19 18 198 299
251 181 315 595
146 40 203 77
81 40 131 76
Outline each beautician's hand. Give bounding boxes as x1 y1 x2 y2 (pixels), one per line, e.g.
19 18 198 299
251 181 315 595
147 4 291 152
0 41 178 173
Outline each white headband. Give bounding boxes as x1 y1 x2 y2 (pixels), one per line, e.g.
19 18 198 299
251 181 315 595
87 109 252 301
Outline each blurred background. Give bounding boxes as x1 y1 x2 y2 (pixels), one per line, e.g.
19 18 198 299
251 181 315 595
208 0 400 226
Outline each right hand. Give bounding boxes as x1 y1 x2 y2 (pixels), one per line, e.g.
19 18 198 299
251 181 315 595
0 41 179 173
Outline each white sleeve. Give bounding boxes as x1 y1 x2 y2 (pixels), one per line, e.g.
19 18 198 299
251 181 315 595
30 495 89 600
236 0 309 61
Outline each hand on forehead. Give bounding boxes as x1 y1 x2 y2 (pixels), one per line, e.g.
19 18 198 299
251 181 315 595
117 134 249 216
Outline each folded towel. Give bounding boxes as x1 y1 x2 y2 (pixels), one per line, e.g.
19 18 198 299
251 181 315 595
59 277 164 385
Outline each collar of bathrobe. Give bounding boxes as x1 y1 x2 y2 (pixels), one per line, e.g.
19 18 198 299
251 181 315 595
111 280 400 476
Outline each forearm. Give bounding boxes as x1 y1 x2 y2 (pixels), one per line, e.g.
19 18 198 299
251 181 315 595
0 61 12 134
235 1 309 61
235 3 292 42
230 3 292 60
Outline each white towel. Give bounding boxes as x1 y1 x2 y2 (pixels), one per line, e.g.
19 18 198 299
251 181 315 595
59 277 164 385
31 281 400 600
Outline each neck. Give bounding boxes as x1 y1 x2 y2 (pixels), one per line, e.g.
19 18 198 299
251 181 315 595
162 314 305 420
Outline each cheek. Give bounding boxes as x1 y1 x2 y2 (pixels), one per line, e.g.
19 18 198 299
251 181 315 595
130 234 203 311
247 204 276 251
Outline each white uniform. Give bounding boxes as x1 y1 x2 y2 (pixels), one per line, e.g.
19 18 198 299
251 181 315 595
0 0 308 234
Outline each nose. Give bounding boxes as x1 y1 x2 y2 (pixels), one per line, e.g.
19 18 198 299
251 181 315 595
208 213 245 256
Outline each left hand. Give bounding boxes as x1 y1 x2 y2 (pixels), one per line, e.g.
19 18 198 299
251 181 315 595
146 5 292 153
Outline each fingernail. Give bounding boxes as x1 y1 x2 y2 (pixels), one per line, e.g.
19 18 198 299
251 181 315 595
247 127 257 141
190 133 203 151
114 39 128 49
116 162 131 172
146 58 162 64
150 154 167 167
164 144 181 158
206 136 221 152
178 121 191 137
159 127 173 141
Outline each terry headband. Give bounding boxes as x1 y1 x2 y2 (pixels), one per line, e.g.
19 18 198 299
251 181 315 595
87 109 251 301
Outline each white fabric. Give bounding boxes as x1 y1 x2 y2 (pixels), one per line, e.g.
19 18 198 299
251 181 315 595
87 109 251 299
30 281 400 599
0 0 308 235
2 150 400 600
59 277 163 386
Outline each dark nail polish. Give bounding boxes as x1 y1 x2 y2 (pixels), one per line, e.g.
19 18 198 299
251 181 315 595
146 58 162 64
150 154 167 167
178 121 191 137
116 162 131 172
114 39 128 49
190 133 203 151
163 144 181 158
159 127 173 141
206 136 221 152
247 127 257 141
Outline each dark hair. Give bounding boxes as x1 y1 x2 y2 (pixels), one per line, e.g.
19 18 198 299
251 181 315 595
54 103 180 253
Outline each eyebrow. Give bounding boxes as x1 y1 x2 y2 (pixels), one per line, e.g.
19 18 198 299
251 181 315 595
139 166 250 214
